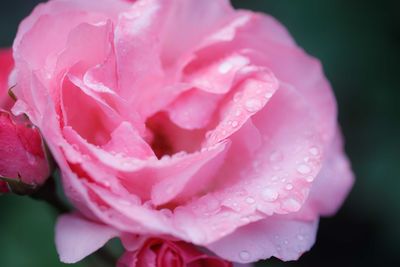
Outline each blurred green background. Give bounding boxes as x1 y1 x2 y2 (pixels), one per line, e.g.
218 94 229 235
1 0 399 266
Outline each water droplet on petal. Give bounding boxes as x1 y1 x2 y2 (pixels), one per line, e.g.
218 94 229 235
297 164 311 174
261 188 278 202
231 121 239 128
245 197 256 204
281 198 301 212
239 250 251 261
285 184 293 190
245 99 262 112
219 62 233 74
264 92 273 99
309 147 319 156
305 175 315 182
297 234 304 241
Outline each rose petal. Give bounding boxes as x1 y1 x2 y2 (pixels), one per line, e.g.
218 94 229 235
150 141 228 206
14 0 126 77
207 216 318 263
204 66 279 147
102 122 155 159
305 128 354 216
86 184 177 235
241 42 336 146
114 0 236 117
183 53 250 95
170 83 324 245
158 0 234 67
114 0 165 105
55 213 119 263
55 21 113 79
119 238 233 267
117 251 140 267
14 0 128 53
166 89 221 130
12 0 130 123
61 75 121 145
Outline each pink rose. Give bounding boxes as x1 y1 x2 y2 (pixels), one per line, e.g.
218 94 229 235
13 0 353 264
118 238 232 267
0 49 50 193
0 49 14 109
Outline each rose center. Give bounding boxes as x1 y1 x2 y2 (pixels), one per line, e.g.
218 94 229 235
145 112 205 159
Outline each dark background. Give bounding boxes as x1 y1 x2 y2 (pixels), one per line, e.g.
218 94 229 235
1 0 399 266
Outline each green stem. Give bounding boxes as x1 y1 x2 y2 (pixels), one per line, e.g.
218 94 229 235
30 177 70 213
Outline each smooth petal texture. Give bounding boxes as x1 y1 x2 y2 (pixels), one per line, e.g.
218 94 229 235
61 75 121 145
150 141 228 206
158 0 234 67
12 0 353 264
102 122 155 159
166 89 221 130
55 214 119 263
114 0 165 105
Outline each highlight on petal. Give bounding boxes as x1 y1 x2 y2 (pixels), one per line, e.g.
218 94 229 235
55 213 119 263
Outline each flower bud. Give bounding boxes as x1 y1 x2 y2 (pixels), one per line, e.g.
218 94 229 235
0 49 51 195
